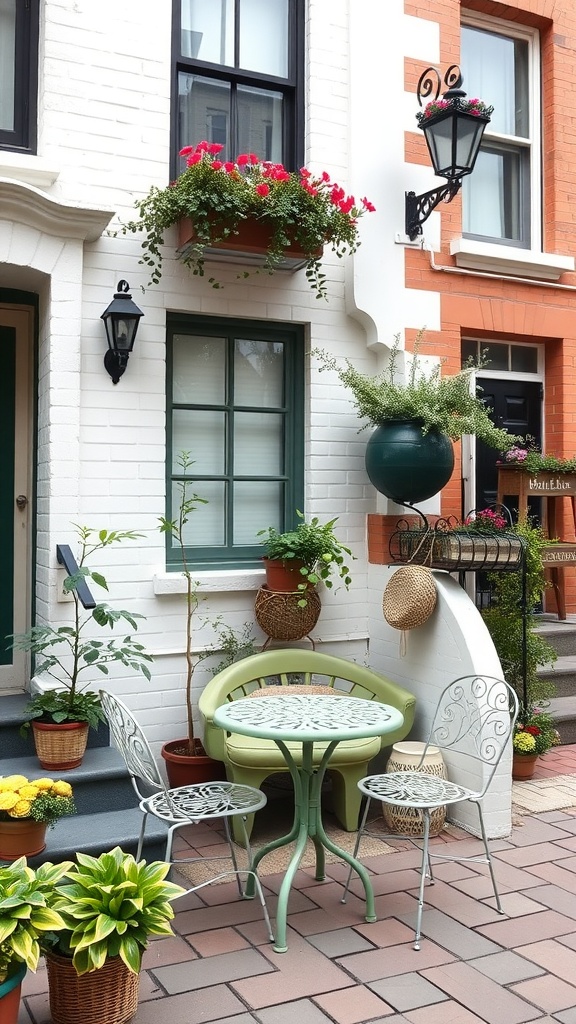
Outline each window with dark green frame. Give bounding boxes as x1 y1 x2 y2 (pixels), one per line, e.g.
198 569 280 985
166 315 305 570
171 0 304 176
0 0 39 153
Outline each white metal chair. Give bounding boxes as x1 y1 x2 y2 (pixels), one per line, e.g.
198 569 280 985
343 675 519 950
99 689 273 940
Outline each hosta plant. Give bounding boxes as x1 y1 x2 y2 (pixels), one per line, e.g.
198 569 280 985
47 847 185 975
0 857 71 983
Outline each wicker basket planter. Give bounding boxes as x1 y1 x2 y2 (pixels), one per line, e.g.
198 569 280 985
395 530 524 572
254 585 321 644
46 951 139 1024
32 720 89 770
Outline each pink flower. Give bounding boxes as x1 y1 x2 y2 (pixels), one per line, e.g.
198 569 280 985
236 153 250 166
211 160 223 170
179 146 194 156
339 196 355 214
249 153 259 164
186 153 202 166
208 143 224 154
255 182 270 197
223 161 236 173
361 197 376 212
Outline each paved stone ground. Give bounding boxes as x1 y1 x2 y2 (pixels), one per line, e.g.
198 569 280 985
19 746 576 1024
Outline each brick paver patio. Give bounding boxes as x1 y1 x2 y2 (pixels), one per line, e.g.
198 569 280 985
19 745 576 1024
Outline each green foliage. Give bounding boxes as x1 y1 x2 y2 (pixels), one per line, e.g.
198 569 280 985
258 510 354 606
314 333 521 450
12 527 153 731
47 847 185 976
502 441 576 473
482 520 557 707
0 857 72 983
119 142 374 299
158 451 208 749
207 620 260 678
513 705 558 757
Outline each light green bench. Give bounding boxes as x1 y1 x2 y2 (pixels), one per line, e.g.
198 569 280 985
199 649 416 841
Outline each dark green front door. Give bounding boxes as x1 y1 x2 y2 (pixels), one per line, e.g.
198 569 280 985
0 326 16 668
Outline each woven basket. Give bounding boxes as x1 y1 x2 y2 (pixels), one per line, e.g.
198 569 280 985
382 565 437 630
46 952 140 1024
32 721 90 770
254 585 321 641
383 742 447 837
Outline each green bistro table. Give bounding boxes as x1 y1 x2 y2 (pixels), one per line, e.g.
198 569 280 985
213 692 404 952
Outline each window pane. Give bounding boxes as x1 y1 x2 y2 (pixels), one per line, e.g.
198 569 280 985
463 146 524 241
234 481 283 544
237 86 283 162
180 0 233 65
482 344 508 371
511 346 538 373
173 335 226 404
461 340 478 366
0 0 16 131
178 74 231 160
235 338 284 406
239 0 289 77
173 410 226 474
462 27 529 138
235 412 282 474
175 479 226 546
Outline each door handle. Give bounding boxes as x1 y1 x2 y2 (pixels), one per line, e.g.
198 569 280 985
16 494 28 510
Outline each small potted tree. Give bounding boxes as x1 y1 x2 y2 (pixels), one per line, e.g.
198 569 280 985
12 527 153 770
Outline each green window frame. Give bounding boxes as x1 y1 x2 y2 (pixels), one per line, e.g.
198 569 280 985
166 313 305 570
0 0 39 153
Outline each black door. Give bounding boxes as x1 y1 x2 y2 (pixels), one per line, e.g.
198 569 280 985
475 377 542 516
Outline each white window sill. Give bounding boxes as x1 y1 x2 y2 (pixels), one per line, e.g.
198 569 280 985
450 238 575 281
0 152 60 189
153 569 265 595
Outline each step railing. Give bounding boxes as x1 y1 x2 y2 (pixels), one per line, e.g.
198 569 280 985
56 544 96 609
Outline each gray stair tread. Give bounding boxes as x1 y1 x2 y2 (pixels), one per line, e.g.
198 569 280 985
548 695 576 720
0 744 129 782
0 693 29 723
538 655 576 677
35 808 168 864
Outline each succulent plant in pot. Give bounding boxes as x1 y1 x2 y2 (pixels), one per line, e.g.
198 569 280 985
12 527 153 771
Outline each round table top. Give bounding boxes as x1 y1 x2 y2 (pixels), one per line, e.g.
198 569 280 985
213 692 404 743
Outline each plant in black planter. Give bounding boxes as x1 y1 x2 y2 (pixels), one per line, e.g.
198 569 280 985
315 333 520 504
12 527 153 770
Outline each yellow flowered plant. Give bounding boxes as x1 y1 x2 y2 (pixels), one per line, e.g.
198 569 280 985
513 732 537 755
0 775 75 827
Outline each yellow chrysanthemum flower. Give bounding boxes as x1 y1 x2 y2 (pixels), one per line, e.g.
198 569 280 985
51 781 72 797
513 732 536 754
18 785 40 800
34 778 55 790
0 792 19 811
0 775 28 792
8 799 32 818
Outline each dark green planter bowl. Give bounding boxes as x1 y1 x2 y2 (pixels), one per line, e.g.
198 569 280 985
365 421 454 504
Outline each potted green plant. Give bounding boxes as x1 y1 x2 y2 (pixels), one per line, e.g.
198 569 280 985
512 705 559 779
257 510 354 600
43 846 185 1024
0 774 75 860
0 856 71 1024
315 333 520 504
12 527 153 771
120 140 375 299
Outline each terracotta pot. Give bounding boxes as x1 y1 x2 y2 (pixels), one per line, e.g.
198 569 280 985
32 720 89 770
0 819 47 860
0 964 26 1024
46 951 139 1024
261 557 310 593
160 740 226 788
177 216 321 272
512 753 538 780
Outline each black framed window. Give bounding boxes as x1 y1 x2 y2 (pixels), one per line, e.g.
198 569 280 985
172 0 304 176
166 314 305 570
461 18 537 249
0 0 39 153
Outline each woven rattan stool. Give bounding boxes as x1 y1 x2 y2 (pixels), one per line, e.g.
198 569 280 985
383 741 447 837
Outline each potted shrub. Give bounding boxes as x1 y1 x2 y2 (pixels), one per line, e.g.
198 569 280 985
315 333 520 504
120 140 375 299
12 527 153 770
0 775 75 860
0 856 71 1024
394 507 525 571
512 706 559 780
43 846 185 1024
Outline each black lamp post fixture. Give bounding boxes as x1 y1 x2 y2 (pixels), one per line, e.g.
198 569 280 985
405 65 493 241
100 280 144 384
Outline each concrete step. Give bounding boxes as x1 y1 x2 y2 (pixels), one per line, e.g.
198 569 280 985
548 696 576 745
28 807 168 867
535 615 576 658
0 746 137 815
0 693 109 758
537 655 576 698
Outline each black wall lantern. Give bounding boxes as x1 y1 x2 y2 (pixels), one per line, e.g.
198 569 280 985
405 65 493 241
101 280 144 384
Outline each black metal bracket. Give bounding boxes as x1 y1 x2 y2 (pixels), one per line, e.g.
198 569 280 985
405 180 462 241
56 544 96 609
104 349 129 385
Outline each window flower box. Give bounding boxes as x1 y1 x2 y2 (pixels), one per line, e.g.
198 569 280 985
176 216 319 272
393 529 524 572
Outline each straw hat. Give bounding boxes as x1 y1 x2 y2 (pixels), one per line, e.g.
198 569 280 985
382 564 437 630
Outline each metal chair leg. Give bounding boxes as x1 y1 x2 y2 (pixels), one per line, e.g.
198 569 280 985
476 802 503 914
414 809 431 951
224 815 243 898
136 809 148 861
342 796 371 903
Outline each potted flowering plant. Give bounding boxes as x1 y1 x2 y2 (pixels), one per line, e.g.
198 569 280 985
416 95 494 126
0 775 75 860
120 141 375 299
502 441 576 474
512 705 559 779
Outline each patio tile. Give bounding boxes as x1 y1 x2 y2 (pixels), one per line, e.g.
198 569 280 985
468 951 545 984
189 926 251 957
510 974 576 1012
517 938 576 984
420 962 542 1023
397 908 501 959
402 879 502 928
505 820 574 846
514 884 576 920
21 964 48 995
525 861 576 890
403 1002 488 1024
314 985 394 1022
368 973 448 1012
353 918 417 949
173 897 280 937
257 998 334 1024
132 985 249 1023
557 932 576 952
141 934 198 968
337 939 455 982
493 841 575 867
477 910 576 946
138 971 165 1001
480 891 551 917
152 948 274 993
307 926 377 957
20 994 50 1024
556 1010 576 1024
